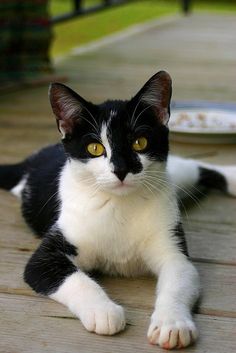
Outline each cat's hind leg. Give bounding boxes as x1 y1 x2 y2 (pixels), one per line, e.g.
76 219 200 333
24 229 126 335
167 155 236 198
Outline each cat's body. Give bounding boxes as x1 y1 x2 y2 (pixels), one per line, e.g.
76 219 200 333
1 71 235 349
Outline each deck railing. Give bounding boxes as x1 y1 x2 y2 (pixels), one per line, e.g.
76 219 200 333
51 0 192 24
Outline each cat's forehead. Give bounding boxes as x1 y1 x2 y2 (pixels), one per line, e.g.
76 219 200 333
101 100 128 118
98 100 130 131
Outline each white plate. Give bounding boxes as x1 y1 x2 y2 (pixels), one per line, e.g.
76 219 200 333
169 108 236 144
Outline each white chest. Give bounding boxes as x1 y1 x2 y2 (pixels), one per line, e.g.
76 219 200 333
57 164 179 276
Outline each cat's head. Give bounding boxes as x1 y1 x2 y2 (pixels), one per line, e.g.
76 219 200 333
49 71 172 196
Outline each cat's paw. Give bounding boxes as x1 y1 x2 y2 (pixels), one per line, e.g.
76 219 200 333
79 301 126 335
147 311 198 349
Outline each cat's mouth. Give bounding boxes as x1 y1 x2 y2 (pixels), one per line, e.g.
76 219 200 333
114 180 132 189
111 180 136 194
98 179 135 195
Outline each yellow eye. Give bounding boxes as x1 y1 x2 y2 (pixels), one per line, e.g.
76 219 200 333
132 137 148 152
87 143 105 157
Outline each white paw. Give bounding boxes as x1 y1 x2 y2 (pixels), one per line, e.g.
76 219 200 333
147 311 198 349
79 301 126 335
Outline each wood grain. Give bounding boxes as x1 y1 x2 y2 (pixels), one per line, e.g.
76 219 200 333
0 12 236 353
1 244 236 317
1 293 236 353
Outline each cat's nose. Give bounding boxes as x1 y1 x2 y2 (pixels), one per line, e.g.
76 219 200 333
113 169 127 182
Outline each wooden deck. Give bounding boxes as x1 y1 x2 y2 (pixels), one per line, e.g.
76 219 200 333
0 13 236 353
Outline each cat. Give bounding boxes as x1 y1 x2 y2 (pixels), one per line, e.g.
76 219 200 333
0 71 235 349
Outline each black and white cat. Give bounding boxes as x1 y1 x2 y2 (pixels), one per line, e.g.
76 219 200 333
0 71 235 349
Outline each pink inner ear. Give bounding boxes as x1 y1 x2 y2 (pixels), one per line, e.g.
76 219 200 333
49 83 84 136
140 71 172 125
58 119 74 137
50 83 79 117
157 108 169 125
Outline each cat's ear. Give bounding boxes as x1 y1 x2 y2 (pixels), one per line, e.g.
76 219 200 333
49 83 88 138
131 71 172 125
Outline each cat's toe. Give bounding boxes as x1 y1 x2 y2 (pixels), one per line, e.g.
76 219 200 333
147 317 198 349
80 302 126 335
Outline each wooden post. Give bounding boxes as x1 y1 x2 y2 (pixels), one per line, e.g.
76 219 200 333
182 0 191 14
75 0 82 12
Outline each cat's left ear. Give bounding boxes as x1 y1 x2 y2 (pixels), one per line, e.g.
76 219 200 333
49 83 89 138
130 71 172 125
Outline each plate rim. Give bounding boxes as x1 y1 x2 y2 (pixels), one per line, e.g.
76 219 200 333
170 100 236 135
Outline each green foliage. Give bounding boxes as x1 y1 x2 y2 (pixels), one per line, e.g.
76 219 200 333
50 1 178 57
195 0 236 12
49 0 236 58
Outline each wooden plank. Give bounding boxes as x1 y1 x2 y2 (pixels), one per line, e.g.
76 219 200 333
0 293 235 353
102 262 236 318
54 14 236 102
196 262 236 317
0 246 235 317
0 13 235 353
185 220 236 265
182 193 236 226
0 248 31 295
0 191 39 251
170 142 236 165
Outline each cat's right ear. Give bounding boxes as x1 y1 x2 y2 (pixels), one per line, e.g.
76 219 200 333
130 71 172 126
49 83 86 138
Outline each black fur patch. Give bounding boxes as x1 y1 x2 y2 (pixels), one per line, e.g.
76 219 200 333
0 162 27 190
24 229 77 295
61 98 169 177
102 100 169 179
22 144 66 237
173 222 188 256
199 167 227 193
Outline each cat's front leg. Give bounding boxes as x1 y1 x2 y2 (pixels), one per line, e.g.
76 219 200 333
24 231 125 335
144 237 200 349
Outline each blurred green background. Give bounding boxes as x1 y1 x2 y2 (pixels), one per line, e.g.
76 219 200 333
50 0 236 58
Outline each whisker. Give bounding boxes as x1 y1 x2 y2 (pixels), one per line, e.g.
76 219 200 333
132 104 154 129
36 190 60 217
84 132 102 144
82 105 99 130
143 173 202 209
144 169 205 197
80 114 99 134
143 175 190 219
130 94 144 126
142 179 174 207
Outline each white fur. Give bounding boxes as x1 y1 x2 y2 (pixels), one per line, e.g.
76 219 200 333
57 159 180 276
50 271 125 335
147 257 199 348
167 156 236 197
217 166 236 196
11 175 28 198
101 124 112 160
54 135 199 347
108 109 117 124
167 156 200 198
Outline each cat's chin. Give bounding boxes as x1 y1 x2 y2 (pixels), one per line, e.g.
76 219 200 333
103 181 136 196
